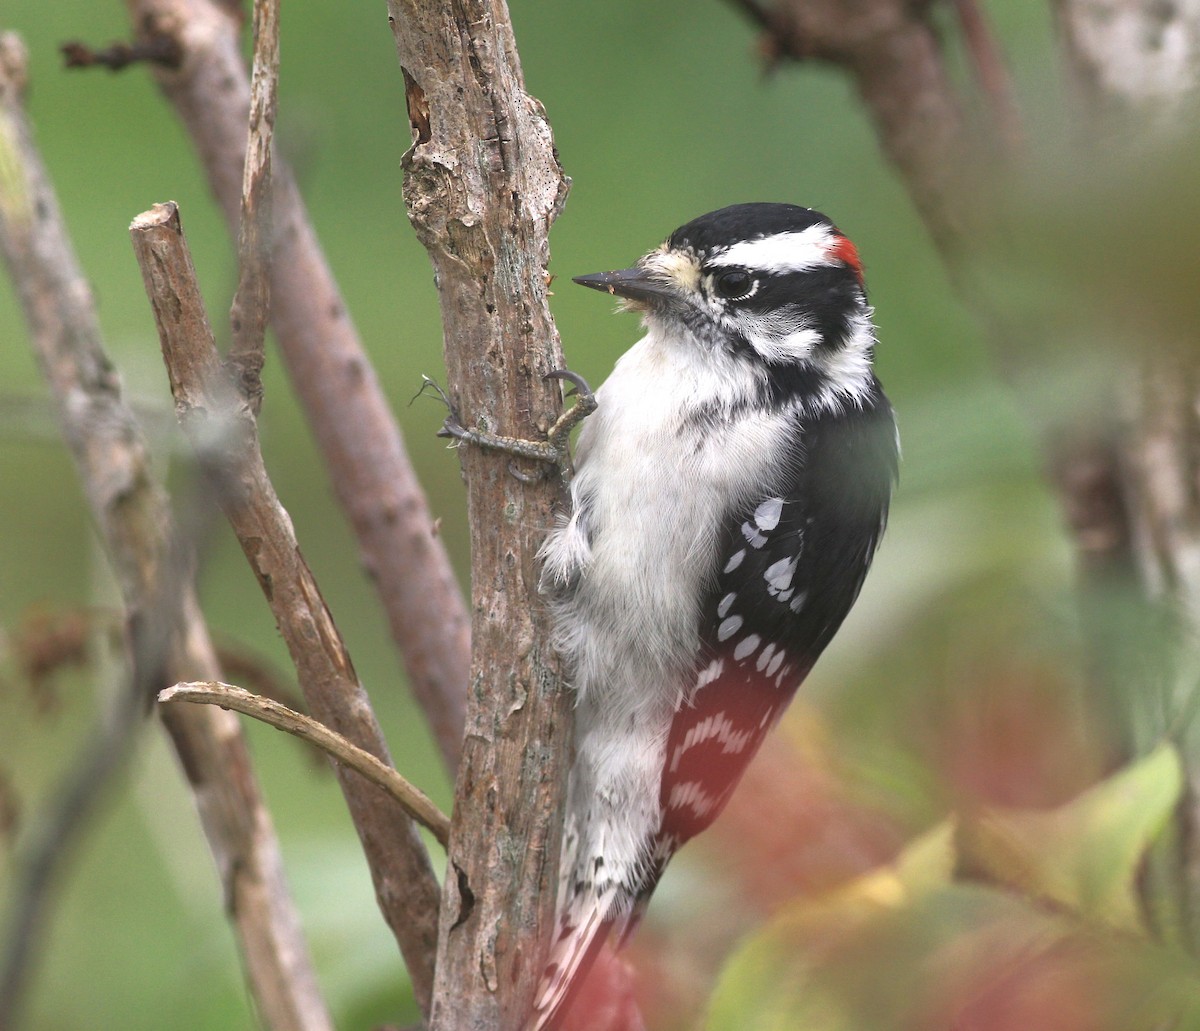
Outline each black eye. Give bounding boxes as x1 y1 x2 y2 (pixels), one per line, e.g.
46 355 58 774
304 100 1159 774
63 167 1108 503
713 269 754 300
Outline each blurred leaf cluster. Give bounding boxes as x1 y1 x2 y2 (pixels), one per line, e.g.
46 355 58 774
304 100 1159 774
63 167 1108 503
706 747 1197 1031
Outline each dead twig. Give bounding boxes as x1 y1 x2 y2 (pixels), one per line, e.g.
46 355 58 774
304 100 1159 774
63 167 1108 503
129 199 441 1013
60 37 182 72
121 0 470 771
226 0 278 412
161 682 450 847
0 31 332 1031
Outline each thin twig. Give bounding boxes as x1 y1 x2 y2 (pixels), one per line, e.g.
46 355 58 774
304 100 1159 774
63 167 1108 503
226 0 278 412
122 0 470 772
129 200 441 1013
161 682 450 846
0 32 331 1031
60 37 182 71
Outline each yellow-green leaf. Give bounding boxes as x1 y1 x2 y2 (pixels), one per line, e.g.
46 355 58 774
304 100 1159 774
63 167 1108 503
962 742 1183 931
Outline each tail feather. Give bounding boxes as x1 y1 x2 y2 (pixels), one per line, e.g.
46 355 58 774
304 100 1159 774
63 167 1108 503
528 884 623 1031
529 846 673 1030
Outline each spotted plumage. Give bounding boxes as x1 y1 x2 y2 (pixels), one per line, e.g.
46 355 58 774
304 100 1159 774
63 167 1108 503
530 204 898 1029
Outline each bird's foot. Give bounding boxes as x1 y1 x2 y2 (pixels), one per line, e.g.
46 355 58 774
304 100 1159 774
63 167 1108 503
418 370 596 482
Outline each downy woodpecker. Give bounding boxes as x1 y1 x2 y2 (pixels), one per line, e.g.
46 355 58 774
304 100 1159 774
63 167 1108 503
528 203 899 1027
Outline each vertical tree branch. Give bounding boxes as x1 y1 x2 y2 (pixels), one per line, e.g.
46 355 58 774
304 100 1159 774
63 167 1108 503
0 31 331 1031
387 4 575 1027
118 0 470 770
226 0 279 410
130 201 442 1011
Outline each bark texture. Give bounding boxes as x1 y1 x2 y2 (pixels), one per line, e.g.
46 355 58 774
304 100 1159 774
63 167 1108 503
387 3 575 1027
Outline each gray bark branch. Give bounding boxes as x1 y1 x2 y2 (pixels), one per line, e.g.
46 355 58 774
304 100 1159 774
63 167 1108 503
121 0 471 771
129 200 441 1013
0 32 331 1031
387 2 577 1026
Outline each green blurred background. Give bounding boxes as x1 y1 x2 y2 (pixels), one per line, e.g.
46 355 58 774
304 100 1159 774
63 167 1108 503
0 2 1077 1028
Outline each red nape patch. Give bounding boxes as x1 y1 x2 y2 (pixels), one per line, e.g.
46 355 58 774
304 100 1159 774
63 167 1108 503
829 234 864 285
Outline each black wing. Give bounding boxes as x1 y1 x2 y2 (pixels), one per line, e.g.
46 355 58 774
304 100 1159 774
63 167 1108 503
657 389 899 854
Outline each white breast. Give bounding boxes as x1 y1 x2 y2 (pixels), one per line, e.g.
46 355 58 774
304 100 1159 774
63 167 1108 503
540 324 796 723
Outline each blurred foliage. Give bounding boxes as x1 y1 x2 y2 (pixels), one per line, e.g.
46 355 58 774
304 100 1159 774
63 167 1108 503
1 1 1194 1030
962 743 1182 934
706 748 1197 1030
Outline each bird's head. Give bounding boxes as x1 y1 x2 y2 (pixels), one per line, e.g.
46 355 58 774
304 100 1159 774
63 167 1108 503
574 203 876 409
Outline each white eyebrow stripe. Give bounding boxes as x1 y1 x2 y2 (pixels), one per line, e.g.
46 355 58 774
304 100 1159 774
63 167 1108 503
707 226 837 274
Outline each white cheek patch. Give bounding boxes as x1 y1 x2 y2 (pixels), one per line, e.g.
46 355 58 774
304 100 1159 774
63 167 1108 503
809 305 877 410
707 225 837 274
754 327 821 364
732 308 821 364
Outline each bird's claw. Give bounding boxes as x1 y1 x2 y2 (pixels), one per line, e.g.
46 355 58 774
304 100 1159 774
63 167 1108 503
508 461 551 483
435 413 467 441
543 368 597 450
416 369 596 482
416 375 474 444
544 368 594 402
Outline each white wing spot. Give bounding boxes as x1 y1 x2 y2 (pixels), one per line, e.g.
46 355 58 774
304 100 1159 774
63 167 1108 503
717 592 737 618
733 633 761 661
756 642 777 672
741 521 767 548
724 549 746 573
754 497 784 531
766 650 785 677
764 556 798 596
789 590 809 613
717 615 743 642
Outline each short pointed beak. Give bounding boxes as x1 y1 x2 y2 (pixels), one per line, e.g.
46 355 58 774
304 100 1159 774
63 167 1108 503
572 267 677 305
